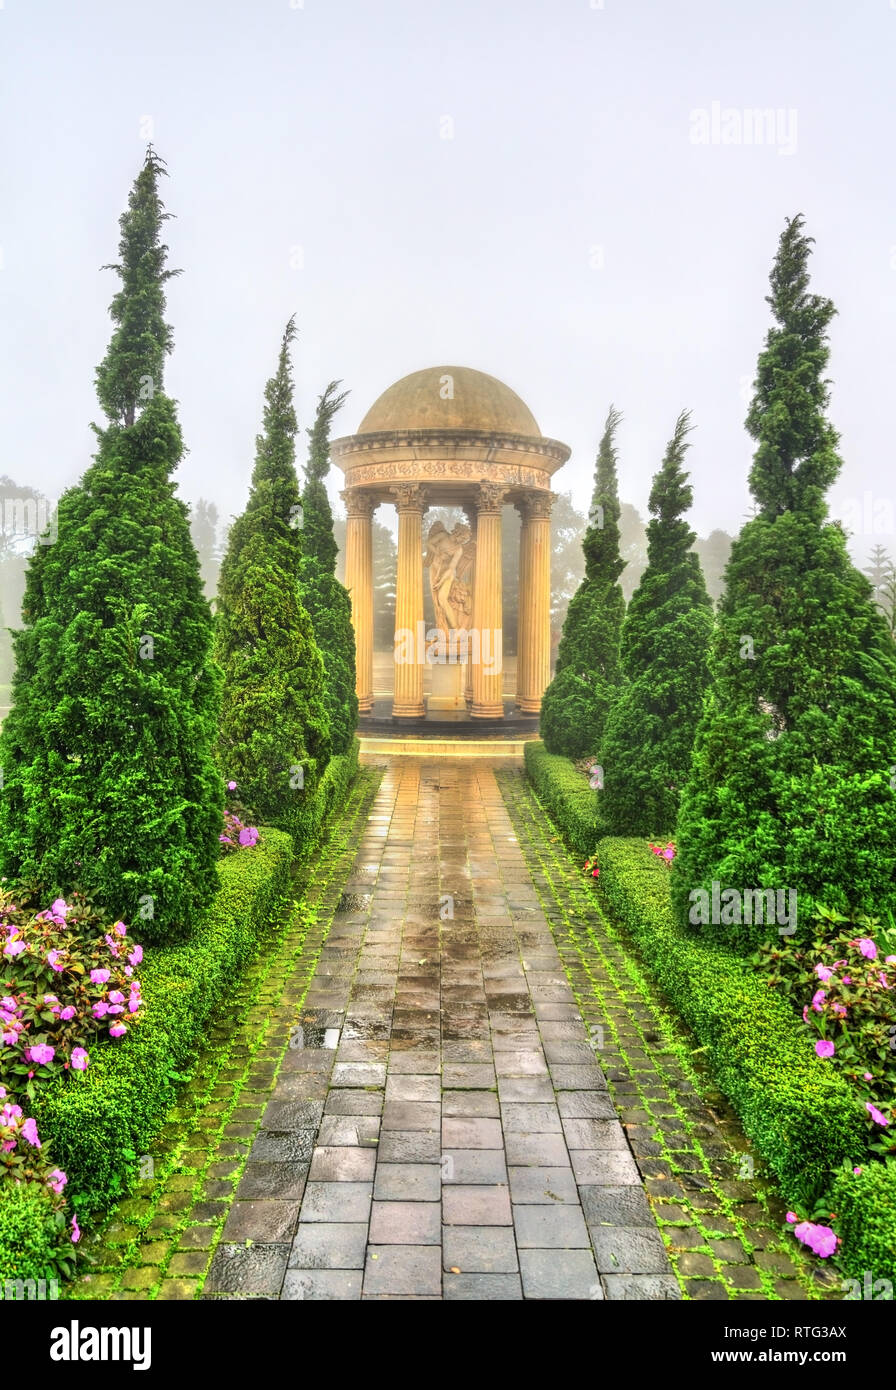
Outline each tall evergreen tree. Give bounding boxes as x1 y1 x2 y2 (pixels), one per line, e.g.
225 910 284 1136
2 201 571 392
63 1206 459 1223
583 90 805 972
540 406 626 758
0 148 222 940
215 319 331 832
600 412 713 835
299 382 358 753
671 217 896 947
190 497 221 599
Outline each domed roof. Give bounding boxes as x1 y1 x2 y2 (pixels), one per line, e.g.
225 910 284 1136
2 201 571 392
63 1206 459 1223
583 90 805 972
356 366 541 437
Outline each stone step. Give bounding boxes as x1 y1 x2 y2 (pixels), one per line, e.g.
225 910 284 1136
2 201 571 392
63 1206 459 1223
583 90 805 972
359 737 528 759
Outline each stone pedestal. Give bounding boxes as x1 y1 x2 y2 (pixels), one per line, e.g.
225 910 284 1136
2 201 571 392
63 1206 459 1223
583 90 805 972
428 660 467 711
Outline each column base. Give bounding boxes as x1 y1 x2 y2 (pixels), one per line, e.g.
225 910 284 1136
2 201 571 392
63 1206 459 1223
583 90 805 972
470 702 505 719
517 697 542 714
392 701 426 718
358 695 374 714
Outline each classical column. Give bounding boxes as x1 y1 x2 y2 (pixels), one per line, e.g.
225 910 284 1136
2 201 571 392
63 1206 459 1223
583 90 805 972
341 488 376 715
462 502 477 706
471 483 505 719
514 499 530 708
518 492 553 714
391 483 427 718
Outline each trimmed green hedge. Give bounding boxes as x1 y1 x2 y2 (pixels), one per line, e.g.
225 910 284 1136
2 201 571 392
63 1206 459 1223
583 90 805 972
523 744 866 1203
832 1162 896 1286
595 838 866 1204
524 740 602 860
28 826 295 1212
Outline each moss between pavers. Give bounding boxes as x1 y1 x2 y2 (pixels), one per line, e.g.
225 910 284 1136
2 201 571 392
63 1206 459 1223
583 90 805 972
68 767 382 1301
497 767 831 1304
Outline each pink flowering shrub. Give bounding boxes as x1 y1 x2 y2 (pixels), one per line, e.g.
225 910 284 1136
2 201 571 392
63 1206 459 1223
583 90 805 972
1 885 144 1102
648 840 676 865
219 781 261 856
0 1083 79 1281
756 905 896 1156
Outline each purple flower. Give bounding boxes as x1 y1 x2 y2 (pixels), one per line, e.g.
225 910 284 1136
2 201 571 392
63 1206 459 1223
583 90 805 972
3 938 25 957
842 977 852 985
50 898 68 919
814 964 834 982
90 968 111 985
21 1117 40 1147
70 1047 88 1071
48 1168 68 1194
113 921 126 937
59 1005 76 1021
854 1167 863 1176
880 973 890 989
238 826 259 848
109 1022 127 1038
886 956 896 965
1 1102 23 1125
26 1043 55 1066
864 1072 873 1081
128 945 143 967
793 1221 837 1258
43 995 59 1006
857 938 877 960
815 1039 835 1059
785 1212 798 1223
47 949 64 972
107 1004 124 1015
0 997 16 1012
866 1102 889 1127
108 990 124 1004
227 780 237 791
811 989 826 1012
71 1215 80 1244
92 1001 109 1018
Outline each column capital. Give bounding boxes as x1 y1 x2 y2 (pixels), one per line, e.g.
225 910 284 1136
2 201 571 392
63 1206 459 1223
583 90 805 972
517 491 554 521
475 482 505 516
341 487 377 520
390 483 428 514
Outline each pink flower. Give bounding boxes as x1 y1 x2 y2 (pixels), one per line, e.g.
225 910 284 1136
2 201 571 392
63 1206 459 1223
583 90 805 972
109 1022 127 1038
793 1221 837 1258
50 898 68 919
48 1168 68 1194
854 1167 863 1176
3 938 25 957
70 1048 88 1071
811 989 826 1012
92 1001 109 1018
227 780 237 790
108 991 124 1004
785 1212 798 1223
0 997 16 1012
857 938 877 960
802 1005 809 1024
107 1004 124 1015
832 1004 847 1018
90 968 111 985
1 1102 23 1124
128 996 141 1013
880 974 890 989
886 956 896 965
47 949 64 972
59 1006 76 1021
842 977 852 985
43 995 59 1006
864 1072 873 1081
71 1215 80 1244
815 1039 835 1058
113 921 126 937
866 1102 889 1127
814 964 834 982
104 935 120 956
26 1043 55 1066
0 1086 5 1100
128 945 143 967
238 826 259 848
21 1116 40 1147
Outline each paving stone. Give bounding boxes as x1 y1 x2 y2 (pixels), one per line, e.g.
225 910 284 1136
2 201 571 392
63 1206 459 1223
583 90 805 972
363 1245 442 1296
307 1147 377 1183
299 1182 373 1223
444 1273 523 1300
288 1222 368 1270
513 1204 590 1248
317 1116 381 1147
441 1150 509 1185
569 1149 641 1185
561 1118 629 1150
249 1130 316 1164
442 1090 501 1118
504 1133 570 1167
221 1200 300 1244
578 1184 655 1228
373 1163 442 1201
324 1090 384 1116
376 1130 442 1163
381 1100 441 1132
385 1074 441 1103
501 1103 563 1133
443 1226 518 1273
204 1243 290 1295
518 1249 601 1300
369 1201 441 1245
603 1274 682 1300
281 1270 362 1300
237 1162 309 1202
443 1185 513 1225
441 1117 504 1150
497 1077 556 1103
557 1091 617 1120
508 1166 579 1205
331 1062 387 1088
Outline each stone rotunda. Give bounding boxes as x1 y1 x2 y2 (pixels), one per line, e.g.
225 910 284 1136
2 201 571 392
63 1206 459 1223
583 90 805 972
331 366 570 721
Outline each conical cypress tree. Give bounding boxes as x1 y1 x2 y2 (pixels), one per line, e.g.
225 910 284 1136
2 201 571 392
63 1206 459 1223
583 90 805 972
0 148 222 941
299 382 358 754
599 412 713 835
540 406 625 757
671 217 896 948
215 319 331 832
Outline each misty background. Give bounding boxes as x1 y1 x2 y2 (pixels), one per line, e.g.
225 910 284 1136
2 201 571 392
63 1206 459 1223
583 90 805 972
2 0 895 678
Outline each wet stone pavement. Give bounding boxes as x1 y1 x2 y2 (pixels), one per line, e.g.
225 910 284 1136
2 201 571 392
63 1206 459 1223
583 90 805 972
205 757 682 1301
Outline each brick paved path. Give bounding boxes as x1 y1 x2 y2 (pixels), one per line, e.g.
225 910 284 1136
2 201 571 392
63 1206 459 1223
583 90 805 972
213 756 680 1300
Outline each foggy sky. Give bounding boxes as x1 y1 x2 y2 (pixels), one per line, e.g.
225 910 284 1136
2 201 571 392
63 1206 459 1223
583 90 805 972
2 0 894 563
